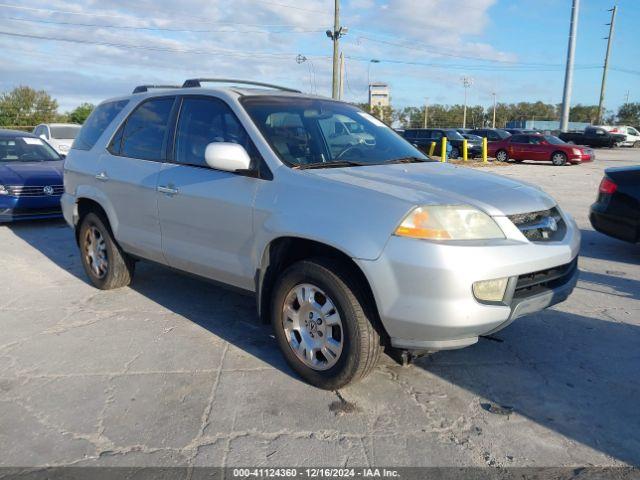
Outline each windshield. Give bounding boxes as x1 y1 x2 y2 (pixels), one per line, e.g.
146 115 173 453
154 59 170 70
50 125 81 139
241 97 430 167
544 135 565 145
0 136 61 162
446 130 465 140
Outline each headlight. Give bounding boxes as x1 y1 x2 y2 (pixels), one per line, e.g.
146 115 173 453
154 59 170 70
572 148 582 155
0 185 7 195
395 205 505 240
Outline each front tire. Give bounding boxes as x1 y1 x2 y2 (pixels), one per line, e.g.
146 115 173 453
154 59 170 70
551 151 567 166
450 147 460 159
271 259 382 389
78 212 135 290
634 141 640 148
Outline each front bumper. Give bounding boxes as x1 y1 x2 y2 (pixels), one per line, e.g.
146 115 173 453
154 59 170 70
356 215 580 351
568 153 594 163
0 195 63 223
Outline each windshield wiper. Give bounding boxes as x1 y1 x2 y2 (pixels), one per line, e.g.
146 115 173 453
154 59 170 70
296 160 366 170
382 156 429 164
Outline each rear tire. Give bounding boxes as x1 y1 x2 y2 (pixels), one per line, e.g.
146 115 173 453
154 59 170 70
496 150 509 162
78 212 135 290
271 258 382 389
634 141 640 148
450 147 460 159
551 151 567 166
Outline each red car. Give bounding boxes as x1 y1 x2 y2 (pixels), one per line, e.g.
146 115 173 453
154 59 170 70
488 133 594 166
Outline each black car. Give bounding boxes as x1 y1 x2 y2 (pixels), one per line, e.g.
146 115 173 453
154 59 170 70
559 126 626 148
589 166 640 243
469 128 512 142
402 128 481 158
505 128 540 135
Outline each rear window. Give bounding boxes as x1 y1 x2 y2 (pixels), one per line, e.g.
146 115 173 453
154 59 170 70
72 100 129 151
50 125 81 139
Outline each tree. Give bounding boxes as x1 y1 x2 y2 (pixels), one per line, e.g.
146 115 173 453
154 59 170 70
69 103 95 124
569 104 601 124
0 86 58 127
616 103 640 126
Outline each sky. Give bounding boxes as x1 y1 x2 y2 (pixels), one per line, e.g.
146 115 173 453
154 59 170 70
0 0 638 113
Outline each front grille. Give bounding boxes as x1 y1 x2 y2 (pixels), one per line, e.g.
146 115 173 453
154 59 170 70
508 207 566 241
514 259 577 299
6 185 64 197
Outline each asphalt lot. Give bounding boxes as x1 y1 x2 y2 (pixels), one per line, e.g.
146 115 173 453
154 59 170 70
1 148 639 469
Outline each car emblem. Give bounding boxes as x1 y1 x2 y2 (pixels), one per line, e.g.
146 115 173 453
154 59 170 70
43 186 54 195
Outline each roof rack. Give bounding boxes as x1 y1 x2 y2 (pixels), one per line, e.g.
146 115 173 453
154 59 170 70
132 85 181 94
182 78 301 93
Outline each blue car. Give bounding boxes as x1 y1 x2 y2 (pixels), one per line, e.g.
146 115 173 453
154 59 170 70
0 129 64 222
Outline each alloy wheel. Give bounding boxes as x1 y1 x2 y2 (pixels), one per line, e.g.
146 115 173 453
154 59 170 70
83 226 108 279
281 283 344 371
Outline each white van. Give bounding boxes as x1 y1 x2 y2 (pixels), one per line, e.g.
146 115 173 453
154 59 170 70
598 125 640 147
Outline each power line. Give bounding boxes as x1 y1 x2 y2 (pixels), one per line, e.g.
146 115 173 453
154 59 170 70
0 29 330 59
3 16 326 34
0 3 319 27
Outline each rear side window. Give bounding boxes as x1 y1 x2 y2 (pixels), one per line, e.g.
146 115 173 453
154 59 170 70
117 97 175 161
73 100 128 151
510 135 528 143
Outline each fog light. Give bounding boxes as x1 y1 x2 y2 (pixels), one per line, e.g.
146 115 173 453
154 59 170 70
473 277 509 302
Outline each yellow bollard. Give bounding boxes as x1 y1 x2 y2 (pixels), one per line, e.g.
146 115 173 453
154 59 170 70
462 139 468 161
482 137 488 163
428 141 436 156
440 137 447 162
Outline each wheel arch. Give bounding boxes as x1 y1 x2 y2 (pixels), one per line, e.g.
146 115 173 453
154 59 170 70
256 236 388 341
75 196 115 244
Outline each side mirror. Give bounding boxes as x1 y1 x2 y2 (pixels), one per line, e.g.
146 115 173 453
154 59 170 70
204 142 252 173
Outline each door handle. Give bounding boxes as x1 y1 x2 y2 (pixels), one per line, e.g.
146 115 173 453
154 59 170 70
157 185 179 196
95 171 109 182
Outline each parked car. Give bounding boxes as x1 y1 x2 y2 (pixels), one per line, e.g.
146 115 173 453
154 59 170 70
460 133 484 151
598 125 640 148
488 134 594 166
590 166 640 243
403 128 481 158
469 128 511 142
62 79 580 389
558 126 626 148
505 128 540 135
33 123 81 155
0 129 64 222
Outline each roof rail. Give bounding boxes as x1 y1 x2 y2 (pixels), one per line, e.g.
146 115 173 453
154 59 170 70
132 85 181 94
182 78 301 93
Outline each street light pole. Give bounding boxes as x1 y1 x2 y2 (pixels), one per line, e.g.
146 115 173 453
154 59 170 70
560 0 580 132
597 5 617 125
326 0 344 99
492 92 497 128
424 97 429 128
462 76 472 129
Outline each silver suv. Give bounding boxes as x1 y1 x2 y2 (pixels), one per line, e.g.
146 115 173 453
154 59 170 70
62 79 580 389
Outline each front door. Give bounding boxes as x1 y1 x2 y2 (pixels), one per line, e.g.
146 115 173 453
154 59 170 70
157 96 261 290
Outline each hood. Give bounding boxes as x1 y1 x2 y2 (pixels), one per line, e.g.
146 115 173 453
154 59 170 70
304 162 556 216
0 160 64 185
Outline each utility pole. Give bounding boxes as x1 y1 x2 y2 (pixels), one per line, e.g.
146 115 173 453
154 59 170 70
560 0 580 132
326 0 347 99
423 97 429 128
462 76 473 129
597 5 617 125
492 92 497 128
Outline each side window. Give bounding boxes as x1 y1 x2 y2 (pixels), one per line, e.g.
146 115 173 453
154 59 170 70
34 126 43 137
73 100 129 151
529 135 543 145
432 131 443 140
174 96 259 168
510 135 527 143
404 130 416 140
119 97 175 161
628 128 638 136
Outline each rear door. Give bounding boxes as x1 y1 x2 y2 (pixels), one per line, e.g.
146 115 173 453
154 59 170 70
97 96 176 263
508 134 528 159
157 95 261 290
